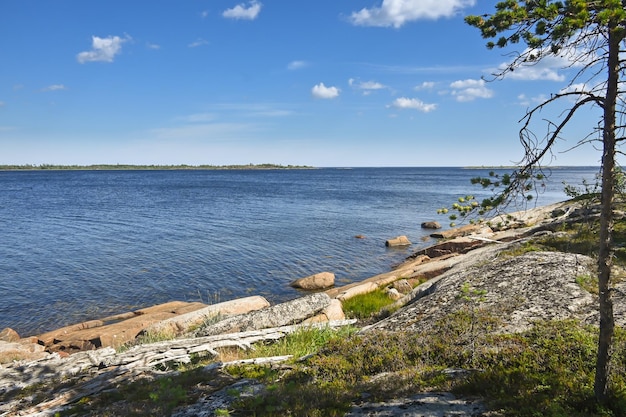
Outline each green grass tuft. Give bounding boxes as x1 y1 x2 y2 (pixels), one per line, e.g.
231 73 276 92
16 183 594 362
341 289 396 319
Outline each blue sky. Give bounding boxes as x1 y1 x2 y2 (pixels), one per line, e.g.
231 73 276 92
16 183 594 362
0 0 607 166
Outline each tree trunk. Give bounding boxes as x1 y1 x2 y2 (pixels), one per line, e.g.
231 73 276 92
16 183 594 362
594 24 619 404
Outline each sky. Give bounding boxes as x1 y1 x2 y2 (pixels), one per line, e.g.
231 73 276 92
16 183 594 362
0 0 611 167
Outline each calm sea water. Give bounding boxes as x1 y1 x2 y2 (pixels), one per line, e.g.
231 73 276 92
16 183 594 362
0 167 599 336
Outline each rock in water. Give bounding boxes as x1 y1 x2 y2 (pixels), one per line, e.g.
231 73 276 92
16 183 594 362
385 236 411 247
290 272 335 290
421 221 441 229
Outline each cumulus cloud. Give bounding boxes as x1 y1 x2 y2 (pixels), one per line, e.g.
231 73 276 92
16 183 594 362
450 79 494 102
287 60 308 70
41 84 66 92
311 83 340 99
390 97 437 112
349 0 476 28
77 35 129 63
223 1 262 20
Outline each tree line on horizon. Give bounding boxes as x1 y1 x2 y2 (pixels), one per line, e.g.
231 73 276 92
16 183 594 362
0 163 313 171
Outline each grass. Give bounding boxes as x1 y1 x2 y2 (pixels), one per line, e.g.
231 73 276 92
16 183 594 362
219 324 357 363
116 329 176 353
341 288 397 319
56 324 356 417
231 318 626 417
340 278 423 320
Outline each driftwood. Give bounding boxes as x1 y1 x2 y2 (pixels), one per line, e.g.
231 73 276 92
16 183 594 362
202 355 294 372
0 320 356 417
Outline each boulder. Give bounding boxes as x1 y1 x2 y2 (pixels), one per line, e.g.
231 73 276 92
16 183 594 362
0 328 20 343
385 236 411 247
144 296 270 336
325 299 346 321
421 221 442 229
290 272 335 290
0 340 49 364
303 300 345 324
196 293 332 337
336 282 379 301
392 279 413 294
385 287 403 301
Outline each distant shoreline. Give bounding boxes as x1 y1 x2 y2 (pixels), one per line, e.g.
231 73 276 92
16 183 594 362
0 163 315 171
0 164 600 171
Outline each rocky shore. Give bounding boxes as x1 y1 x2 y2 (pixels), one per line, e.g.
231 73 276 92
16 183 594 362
2 199 622 416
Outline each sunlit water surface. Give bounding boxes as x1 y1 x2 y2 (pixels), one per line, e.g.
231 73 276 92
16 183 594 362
0 167 598 335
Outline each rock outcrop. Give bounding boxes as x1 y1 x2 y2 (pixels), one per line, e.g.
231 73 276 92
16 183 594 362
365 248 598 334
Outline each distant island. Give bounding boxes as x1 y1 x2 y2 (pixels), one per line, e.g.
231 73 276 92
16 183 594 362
0 163 314 171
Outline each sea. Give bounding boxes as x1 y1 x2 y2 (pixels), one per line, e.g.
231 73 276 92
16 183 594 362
0 166 600 336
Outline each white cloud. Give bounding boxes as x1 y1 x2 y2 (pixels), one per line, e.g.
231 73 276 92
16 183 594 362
390 97 437 112
414 81 435 90
0 101 5 107
311 83 340 99
287 60 308 70
41 84 66 92
361 81 386 90
188 38 209 48
496 49 593 82
147 42 160 50
450 79 494 102
349 0 476 28
223 1 262 20
77 35 128 63
502 61 565 82
559 83 589 94
518 93 549 107
349 79 386 95
201 10 209 19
